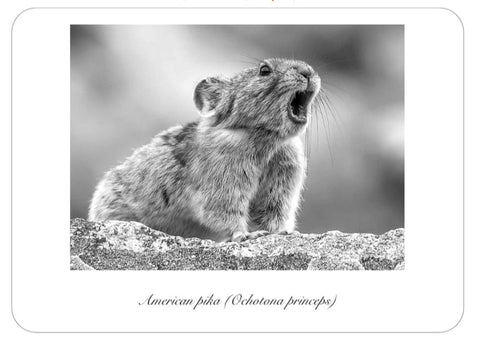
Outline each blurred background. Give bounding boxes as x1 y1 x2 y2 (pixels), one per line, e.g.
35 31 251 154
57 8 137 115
71 25 404 235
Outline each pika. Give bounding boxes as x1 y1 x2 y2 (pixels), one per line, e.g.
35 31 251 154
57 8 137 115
88 58 321 242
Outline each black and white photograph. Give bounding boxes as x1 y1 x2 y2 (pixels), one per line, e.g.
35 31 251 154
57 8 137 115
70 25 404 271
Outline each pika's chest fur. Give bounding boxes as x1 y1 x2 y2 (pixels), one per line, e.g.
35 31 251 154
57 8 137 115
150 121 299 202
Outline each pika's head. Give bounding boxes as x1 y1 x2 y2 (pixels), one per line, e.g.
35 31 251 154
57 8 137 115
193 58 321 138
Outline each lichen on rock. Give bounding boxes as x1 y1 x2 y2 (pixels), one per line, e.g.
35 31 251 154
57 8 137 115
70 218 404 271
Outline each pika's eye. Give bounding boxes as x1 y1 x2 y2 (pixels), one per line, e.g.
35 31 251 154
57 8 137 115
259 64 272 76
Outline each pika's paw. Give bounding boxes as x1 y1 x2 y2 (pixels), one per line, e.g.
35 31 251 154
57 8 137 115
128 221 148 229
247 230 270 240
230 230 269 242
275 229 300 236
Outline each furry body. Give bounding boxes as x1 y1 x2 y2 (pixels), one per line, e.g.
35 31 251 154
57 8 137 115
89 58 321 242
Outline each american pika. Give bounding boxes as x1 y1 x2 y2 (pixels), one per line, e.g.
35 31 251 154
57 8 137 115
88 58 321 242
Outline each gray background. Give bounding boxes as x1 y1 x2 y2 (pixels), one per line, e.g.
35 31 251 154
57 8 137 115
71 25 404 234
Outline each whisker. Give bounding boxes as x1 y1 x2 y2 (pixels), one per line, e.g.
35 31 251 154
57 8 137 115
316 96 334 165
239 54 264 64
320 96 333 141
312 100 322 150
315 103 319 149
322 89 346 137
313 57 360 71
238 60 260 66
322 80 348 95
324 93 340 123
305 125 311 160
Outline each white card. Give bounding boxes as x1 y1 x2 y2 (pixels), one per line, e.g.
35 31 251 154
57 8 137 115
11 7 463 333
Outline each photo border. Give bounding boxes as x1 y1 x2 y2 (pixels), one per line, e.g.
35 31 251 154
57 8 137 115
10 6 464 334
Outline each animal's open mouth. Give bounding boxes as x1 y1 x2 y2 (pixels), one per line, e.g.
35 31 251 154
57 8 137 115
288 90 315 124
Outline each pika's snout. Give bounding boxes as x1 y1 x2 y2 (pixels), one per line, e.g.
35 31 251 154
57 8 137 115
292 63 321 94
286 63 320 124
295 65 314 80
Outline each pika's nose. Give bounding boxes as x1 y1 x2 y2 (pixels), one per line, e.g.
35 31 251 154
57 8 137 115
296 66 313 79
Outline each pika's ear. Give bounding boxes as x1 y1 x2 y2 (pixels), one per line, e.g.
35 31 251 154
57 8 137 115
193 77 226 117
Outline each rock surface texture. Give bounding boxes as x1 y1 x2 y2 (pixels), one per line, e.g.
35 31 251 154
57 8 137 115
70 218 404 270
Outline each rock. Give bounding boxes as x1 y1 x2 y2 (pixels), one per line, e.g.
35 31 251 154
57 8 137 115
70 218 404 271
70 255 94 270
